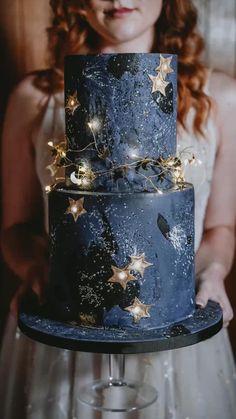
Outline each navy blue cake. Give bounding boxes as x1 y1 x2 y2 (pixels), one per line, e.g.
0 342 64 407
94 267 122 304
47 53 195 331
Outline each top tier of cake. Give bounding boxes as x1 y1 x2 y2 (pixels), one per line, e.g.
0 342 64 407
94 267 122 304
64 53 177 192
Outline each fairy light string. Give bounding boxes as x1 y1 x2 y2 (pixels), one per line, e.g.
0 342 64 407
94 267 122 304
45 127 197 194
45 55 199 193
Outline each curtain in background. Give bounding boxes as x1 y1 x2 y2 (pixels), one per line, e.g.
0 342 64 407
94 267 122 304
0 0 50 81
0 0 236 351
195 0 236 78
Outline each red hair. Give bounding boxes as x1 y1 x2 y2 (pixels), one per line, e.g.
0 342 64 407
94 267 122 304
37 0 211 135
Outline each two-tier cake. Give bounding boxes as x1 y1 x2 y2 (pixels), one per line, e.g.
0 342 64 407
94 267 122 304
19 54 222 353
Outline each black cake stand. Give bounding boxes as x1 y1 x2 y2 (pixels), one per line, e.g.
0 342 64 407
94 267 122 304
18 296 222 413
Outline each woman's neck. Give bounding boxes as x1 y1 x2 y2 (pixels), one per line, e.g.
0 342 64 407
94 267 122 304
97 27 155 54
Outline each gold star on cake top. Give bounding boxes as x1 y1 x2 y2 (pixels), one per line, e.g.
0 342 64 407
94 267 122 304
65 197 87 222
155 55 174 77
149 73 170 96
108 266 136 290
125 297 152 323
127 254 153 277
65 91 80 115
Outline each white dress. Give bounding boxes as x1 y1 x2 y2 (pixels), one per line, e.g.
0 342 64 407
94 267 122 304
0 91 236 419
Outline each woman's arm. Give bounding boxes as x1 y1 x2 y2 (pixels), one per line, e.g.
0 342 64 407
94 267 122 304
1 75 49 313
195 71 236 326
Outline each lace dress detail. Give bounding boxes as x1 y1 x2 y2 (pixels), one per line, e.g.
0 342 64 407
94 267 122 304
1 93 236 419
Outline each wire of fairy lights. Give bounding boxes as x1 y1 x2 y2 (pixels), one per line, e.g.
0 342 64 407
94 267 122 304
45 120 197 194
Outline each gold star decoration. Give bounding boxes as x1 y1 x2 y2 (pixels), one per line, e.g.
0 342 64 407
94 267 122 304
65 91 80 115
127 254 153 277
149 73 170 96
155 55 174 77
79 313 97 326
47 140 68 177
48 141 67 159
65 197 87 222
108 266 136 290
125 297 152 323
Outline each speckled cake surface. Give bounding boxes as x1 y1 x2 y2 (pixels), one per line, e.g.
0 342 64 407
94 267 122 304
64 53 177 192
19 53 222 352
46 185 195 329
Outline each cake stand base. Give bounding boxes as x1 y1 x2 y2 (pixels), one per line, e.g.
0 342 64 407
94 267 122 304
78 353 157 412
79 379 157 412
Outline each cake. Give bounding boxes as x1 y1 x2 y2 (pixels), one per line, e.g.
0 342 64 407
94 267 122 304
19 53 222 353
47 53 195 330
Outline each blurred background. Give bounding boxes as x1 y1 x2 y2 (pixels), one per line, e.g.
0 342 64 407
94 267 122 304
0 0 236 353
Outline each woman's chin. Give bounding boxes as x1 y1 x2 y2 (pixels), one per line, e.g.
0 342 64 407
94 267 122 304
101 25 149 46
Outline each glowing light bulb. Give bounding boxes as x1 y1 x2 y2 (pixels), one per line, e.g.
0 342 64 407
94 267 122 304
45 185 52 193
162 64 168 72
128 147 139 159
133 307 142 314
131 261 142 271
88 117 101 132
118 272 127 280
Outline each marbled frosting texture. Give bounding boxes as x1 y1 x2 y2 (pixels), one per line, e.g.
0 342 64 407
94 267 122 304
65 53 177 192
47 186 195 329
47 53 196 333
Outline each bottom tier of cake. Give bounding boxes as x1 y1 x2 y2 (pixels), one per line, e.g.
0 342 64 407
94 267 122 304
47 184 195 330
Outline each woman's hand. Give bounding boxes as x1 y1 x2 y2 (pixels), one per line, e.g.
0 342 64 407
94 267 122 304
196 72 236 329
196 262 234 328
10 260 49 317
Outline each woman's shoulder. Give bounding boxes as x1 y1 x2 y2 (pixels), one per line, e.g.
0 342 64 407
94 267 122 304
8 70 54 119
208 70 236 110
208 70 236 148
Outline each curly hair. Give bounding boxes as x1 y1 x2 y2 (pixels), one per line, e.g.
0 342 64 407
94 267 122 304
38 0 211 135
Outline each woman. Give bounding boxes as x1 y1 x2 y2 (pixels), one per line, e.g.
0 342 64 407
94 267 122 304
1 1 236 418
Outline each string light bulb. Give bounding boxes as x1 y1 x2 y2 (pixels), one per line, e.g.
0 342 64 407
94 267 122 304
65 92 80 115
45 185 52 193
88 117 101 132
47 140 68 159
127 147 139 160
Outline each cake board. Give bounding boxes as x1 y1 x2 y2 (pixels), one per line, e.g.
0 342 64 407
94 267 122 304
18 296 222 354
